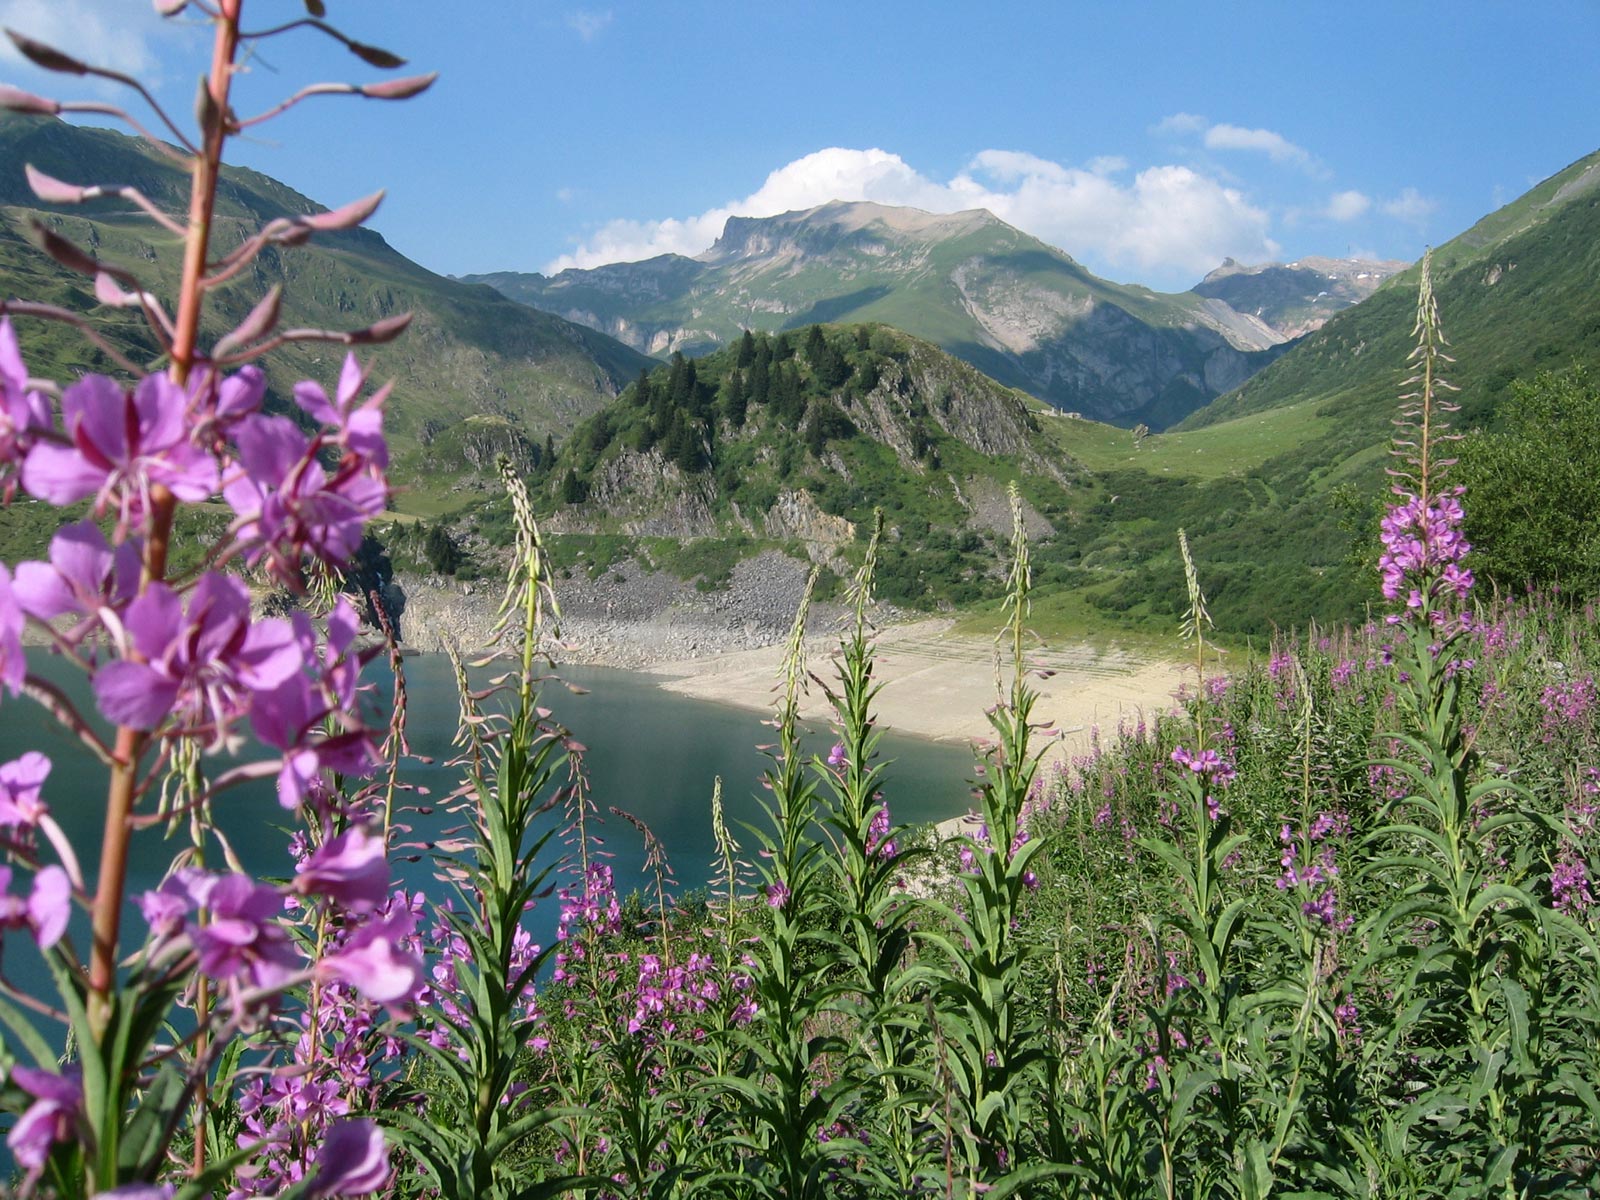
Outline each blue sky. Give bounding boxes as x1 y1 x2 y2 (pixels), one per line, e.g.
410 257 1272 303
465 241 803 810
2 1 1598 291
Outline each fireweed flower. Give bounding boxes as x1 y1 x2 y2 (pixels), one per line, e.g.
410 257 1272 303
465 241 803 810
21 372 219 529
1377 488 1473 618
294 354 390 470
316 906 425 1007
0 564 24 698
5 1065 81 1171
189 872 299 991
294 825 391 913
11 521 142 641
0 750 49 828
0 317 53 501
93 572 302 743
224 413 387 582
305 1117 390 1198
0 863 71 949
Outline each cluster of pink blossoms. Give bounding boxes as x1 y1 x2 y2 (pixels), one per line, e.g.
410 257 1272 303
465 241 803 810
1378 488 1474 618
0 311 428 1182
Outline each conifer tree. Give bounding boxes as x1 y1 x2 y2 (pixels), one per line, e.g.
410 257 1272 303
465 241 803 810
737 328 756 367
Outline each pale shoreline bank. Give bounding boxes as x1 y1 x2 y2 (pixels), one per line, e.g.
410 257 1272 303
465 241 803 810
634 617 1188 835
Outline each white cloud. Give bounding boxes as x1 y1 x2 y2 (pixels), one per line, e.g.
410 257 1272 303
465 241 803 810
0 0 167 79
1204 122 1314 170
565 9 613 42
1382 187 1437 223
1153 112 1209 136
1155 112 1324 175
546 146 1280 285
1324 190 1372 221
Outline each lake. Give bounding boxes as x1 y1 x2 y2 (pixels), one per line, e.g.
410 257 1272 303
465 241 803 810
4 650 980 953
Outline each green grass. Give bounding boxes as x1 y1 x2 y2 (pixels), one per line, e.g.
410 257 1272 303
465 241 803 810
1043 398 1336 481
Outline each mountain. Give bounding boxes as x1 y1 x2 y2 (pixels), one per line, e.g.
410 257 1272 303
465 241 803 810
499 323 1081 611
1192 256 1405 338
0 113 653 508
466 200 1295 430
1185 148 1600 446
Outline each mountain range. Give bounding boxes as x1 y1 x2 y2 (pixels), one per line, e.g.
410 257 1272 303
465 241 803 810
465 201 1379 430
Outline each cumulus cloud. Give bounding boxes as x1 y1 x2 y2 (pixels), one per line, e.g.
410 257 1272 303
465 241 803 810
1324 190 1372 221
1382 187 1437 223
1155 112 1323 176
0 0 168 79
1204 123 1313 169
546 146 1280 285
565 9 614 41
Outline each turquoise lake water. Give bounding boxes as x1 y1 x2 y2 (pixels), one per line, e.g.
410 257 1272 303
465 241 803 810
4 651 980 954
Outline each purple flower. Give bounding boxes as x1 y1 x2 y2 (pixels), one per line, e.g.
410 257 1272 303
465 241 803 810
294 354 389 470
191 873 298 991
5 1065 81 1170
765 881 791 909
12 521 141 638
306 1118 390 1198
93 573 301 739
0 750 49 827
22 372 218 526
0 564 24 698
317 909 424 1006
295 826 390 913
224 414 387 581
826 742 846 768
0 317 52 501
0 864 71 949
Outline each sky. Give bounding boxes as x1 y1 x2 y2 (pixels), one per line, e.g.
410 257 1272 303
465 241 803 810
2 1 1598 292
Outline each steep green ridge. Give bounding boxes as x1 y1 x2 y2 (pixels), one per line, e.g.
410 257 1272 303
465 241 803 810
466 200 1292 430
522 323 1078 610
0 113 652 510
1185 148 1600 443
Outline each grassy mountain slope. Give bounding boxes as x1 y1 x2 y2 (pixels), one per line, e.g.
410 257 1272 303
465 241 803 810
466 201 1291 431
0 113 652 512
1186 148 1600 443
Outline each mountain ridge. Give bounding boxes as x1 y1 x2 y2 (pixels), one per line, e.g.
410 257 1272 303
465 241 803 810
466 199 1299 430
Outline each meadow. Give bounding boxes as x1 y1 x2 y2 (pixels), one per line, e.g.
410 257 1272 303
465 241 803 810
1 7 1597 1199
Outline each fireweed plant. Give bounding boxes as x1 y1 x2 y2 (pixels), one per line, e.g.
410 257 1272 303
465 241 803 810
3 9 1600 1200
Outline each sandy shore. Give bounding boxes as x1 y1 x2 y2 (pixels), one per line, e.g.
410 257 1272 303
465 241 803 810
646 617 1187 781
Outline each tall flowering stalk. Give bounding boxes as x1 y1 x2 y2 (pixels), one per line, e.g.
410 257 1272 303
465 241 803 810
1360 253 1591 1193
0 5 432 1195
813 510 928 1191
922 482 1057 1190
721 566 852 1196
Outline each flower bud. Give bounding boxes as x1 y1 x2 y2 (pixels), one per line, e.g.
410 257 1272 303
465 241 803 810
0 85 61 115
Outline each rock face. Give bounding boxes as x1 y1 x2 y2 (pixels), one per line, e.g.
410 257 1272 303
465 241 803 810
1192 256 1407 339
465 200 1308 429
763 489 855 546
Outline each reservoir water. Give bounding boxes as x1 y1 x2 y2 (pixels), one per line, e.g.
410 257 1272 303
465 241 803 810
4 650 980 954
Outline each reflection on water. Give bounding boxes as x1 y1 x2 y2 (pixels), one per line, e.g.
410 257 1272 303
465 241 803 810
5 650 979 955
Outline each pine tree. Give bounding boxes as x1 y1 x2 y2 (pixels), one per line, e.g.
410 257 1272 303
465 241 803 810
560 468 586 505
721 371 749 428
804 324 827 363
748 356 771 407
737 329 756 368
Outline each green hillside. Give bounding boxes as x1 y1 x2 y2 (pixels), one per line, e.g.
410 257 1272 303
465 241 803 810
0 113 653 512
1185 148 1600 445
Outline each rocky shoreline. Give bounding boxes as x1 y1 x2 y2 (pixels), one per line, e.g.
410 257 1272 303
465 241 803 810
385 549 871 669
